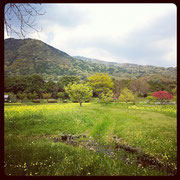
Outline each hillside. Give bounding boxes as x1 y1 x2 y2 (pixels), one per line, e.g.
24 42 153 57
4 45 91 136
4 38 176 81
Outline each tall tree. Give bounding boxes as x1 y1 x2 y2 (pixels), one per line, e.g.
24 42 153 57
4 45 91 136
27 92 38 101
65 83 92 106
130 78 149 97
57 76 80 92
17 92 27 102
25 74 44 95
87 73 113 97
119 88 135 103
112 79 131 99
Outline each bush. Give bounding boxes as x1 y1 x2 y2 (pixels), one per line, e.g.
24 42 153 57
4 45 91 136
152 91 173 105
72 101 78 103
42 93 52 102
100 90 113 103
119 88 135 103
17 92 27 102
27 92 38 100
173 96 177 103
57 92 65 101
146 96 156 104
32 99 41 103
7 92 17 103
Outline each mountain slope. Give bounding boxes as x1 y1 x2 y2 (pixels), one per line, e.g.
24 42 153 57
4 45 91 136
4 38 176 80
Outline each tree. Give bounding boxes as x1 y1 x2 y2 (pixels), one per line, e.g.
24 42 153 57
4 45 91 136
44 80 58 94
152 91 173 105
57 92 65 101
17 92 27 102
27 92 38 101
65 83 92 106
148 79 176 94
7 92 17 103
25 74 44 95
172 87 177 96
112 79 131 99
146 96 156 104
119 88 135 103
57 76 80 91
87 73 113 97
42 93 52 102
130 78 149 97
5 76 27 94
4 3 45 38
100 90 114 103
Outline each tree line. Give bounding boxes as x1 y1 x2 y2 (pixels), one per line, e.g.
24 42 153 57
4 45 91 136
4 73 176 106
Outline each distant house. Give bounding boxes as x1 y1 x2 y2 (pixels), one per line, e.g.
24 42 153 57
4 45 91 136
4 95 9 102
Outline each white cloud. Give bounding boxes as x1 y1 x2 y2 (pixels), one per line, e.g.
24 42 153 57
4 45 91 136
5 3 177 67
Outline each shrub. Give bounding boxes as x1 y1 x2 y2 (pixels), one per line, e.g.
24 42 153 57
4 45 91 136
17 92 27 102
152 91 173 105
7 92 17 103
27 92 38 101
100 90 113 103
57 92 65 101
32 99 41 103
146 96 156 104
119 88 135 103
42 93 52 102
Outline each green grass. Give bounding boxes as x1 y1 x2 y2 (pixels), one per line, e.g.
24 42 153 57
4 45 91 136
4 102 177 176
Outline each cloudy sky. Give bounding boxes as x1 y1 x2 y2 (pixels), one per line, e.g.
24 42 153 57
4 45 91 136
5 3 177 67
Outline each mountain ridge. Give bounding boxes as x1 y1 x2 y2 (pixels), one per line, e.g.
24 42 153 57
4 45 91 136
4 38 176 81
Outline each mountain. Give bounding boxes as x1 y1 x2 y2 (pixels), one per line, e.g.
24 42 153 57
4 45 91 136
4 38 176 81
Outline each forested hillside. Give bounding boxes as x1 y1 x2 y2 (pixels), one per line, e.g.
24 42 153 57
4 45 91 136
5 38 176 81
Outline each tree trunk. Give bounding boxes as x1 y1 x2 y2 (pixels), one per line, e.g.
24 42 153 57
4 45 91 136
80 102 82 106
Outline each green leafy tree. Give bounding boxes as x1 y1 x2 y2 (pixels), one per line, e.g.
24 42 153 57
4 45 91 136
65 83 92 106
17 92 27 102
5 76 27 94
57 76 80 91
146 96 156 104
148 79 176 94
112 79 131 99
27 92 38 101
100 90 114 103
172 87 177 96
87 73 113 97
42 93 52 102
25 74 44 94
7 92 17 103
173 96 177 103
57 92 65 101
119 88 135 103
44 80 58 94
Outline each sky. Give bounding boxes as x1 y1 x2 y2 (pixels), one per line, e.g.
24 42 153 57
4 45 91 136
4 3 177 67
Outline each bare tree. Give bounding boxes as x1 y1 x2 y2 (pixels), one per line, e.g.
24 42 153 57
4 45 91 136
130 78 149 97
4 3 45 38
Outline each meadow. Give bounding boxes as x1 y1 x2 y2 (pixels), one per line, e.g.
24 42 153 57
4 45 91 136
4 102 177 176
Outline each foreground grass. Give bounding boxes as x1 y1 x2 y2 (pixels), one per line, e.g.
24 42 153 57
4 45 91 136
4 102 177 176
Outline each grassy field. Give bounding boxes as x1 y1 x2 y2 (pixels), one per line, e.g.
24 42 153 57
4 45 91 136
4 102 177 176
